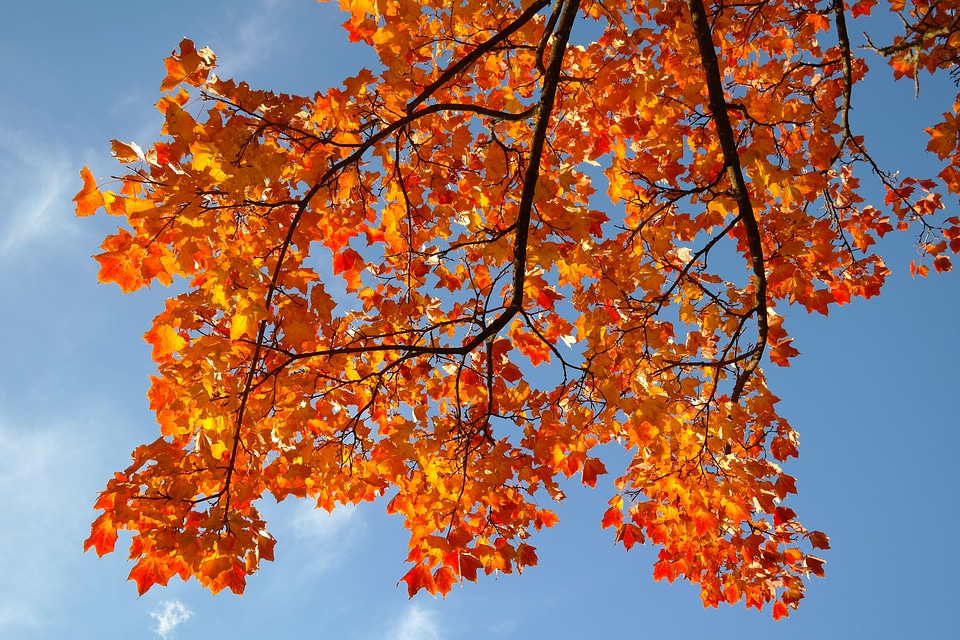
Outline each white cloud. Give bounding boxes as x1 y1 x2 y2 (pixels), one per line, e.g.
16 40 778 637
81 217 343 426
211 0 289 78
150 599 193 640
389 604 443 640
288 501 366 572
0 419 92 631
0 129 78 262
291 501 360 541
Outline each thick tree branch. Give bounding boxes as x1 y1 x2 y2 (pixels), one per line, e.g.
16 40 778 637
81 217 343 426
833 0 855 142
685 0 768 402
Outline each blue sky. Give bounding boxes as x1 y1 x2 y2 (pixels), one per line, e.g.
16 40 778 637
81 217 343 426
1 1 957 638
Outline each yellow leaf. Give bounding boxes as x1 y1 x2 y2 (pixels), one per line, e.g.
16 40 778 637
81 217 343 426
144 324 186 361
230 311 252 342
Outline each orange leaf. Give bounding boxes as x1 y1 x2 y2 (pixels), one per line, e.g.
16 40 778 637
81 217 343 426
128 556 171 596
160 38 217 92
84 514 118 556
535 509 560 529
73 167 105 217
783 547 803 564
94 251 142 294
770 436 799 461
724 500 752 525
601 506 623 529
110 140 143 163
144 324 186 361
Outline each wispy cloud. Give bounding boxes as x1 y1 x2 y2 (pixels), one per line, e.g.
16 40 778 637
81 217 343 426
150 599 193 640
210 0 290 78
389 604 443 640
0 128 78 262
289 501 366 572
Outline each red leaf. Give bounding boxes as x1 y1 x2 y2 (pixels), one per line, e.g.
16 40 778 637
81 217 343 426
774 474 798 499
615 524 644 550
400 564 437 597
433 566 457 594
774 506 797 526
806 555 826 577
849 0 877 18
581 458 607 488
456 553 483 582
807 531 831 550
332 248 364 291
601 506 623 529
517 543 538 568
536 286 563 310
653 559 676 583
772 601 790 620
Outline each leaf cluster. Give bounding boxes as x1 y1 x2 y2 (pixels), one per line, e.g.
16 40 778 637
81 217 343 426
75 0 957 617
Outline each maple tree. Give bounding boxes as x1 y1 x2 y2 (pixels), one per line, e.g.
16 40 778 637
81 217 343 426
75 0 958 619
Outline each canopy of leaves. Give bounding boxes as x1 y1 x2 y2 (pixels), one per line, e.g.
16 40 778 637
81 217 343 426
76 0 958 618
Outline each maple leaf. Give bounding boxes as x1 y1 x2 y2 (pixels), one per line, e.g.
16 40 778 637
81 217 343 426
601 506 623 530
129 557 172 596
84 513 119 556
400 564 437 598
580 458 607 488
73 167 105 217
94 250 142 294
160 38 217 92
805 556 827 578
144 324 186 361
807 531 831 550
110 140 144 163
332 247 365 291
772 601 790 620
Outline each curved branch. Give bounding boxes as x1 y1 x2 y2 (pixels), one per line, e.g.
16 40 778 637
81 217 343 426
406 0 551 114
218 0 581 525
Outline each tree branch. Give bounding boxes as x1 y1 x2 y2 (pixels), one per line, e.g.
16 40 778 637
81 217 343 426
685 0 768 402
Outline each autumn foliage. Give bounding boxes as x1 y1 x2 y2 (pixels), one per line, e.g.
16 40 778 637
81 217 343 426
76 0 958 617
